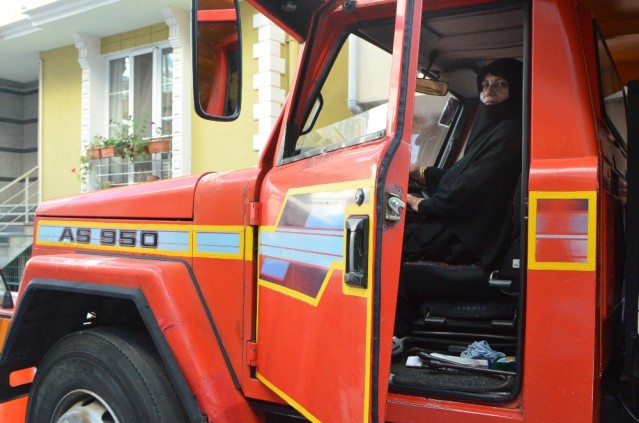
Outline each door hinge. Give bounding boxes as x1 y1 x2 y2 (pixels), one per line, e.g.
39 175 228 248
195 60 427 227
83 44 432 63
249 202 261 226
246 341 258 367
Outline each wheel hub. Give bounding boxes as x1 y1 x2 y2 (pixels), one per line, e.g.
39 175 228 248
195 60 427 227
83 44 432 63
54 390 119 423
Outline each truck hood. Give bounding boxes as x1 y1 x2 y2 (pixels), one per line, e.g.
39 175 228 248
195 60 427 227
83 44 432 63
37 174 208 220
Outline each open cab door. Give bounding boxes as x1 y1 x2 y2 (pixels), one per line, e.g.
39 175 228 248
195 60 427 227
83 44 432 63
253 0 420 421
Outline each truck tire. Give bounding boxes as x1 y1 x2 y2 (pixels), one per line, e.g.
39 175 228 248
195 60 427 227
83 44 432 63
26 327 187 423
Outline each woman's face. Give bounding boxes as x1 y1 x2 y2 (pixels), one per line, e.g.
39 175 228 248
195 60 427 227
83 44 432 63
480 73 509 105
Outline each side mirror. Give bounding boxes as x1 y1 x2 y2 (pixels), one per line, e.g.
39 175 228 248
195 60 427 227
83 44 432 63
192 0 242 120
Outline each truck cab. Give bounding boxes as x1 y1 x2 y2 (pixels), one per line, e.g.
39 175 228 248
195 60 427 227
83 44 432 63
0 0 637 422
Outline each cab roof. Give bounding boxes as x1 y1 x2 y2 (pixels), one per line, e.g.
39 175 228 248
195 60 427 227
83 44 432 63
246 0 500 42
247 0 639 84
246 0 324 42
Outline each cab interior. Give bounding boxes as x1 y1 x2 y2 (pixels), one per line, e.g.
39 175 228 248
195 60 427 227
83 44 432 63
381 3 525 402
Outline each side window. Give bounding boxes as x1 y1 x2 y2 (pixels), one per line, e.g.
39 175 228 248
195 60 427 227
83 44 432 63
285 30 392 161
596 27 627 146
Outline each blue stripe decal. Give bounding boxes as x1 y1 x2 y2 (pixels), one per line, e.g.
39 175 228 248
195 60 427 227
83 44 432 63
196 232 241 255
38 225 65 243
260 230 342 258
156 232 190 251
38 224 190 252
260 245 339 268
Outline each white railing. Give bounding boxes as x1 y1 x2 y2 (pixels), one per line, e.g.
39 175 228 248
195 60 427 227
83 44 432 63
0 233 32 290
90 154 171 190
0 166 39 233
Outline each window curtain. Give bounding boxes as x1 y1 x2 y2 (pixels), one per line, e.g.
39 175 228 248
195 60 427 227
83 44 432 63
109 57 130 133
134 52 153 138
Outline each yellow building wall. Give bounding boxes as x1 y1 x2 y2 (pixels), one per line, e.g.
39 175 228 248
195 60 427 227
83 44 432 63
101 24 169 54
40 45 82 201
312 38 351 130
190 2 262 173
39 4 293 201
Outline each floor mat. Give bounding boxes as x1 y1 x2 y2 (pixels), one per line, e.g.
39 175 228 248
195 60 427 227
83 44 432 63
390 359 515 393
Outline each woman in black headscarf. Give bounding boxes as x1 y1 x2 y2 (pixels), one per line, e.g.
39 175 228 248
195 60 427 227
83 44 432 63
402 58 523 268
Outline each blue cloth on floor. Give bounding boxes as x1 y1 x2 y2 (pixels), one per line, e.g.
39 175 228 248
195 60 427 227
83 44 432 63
461 340 505 363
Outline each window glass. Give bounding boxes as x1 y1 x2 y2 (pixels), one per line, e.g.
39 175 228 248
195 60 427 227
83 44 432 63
288 30 393 161
160 48 174 136
133 52 153 138
108 57 130 128
107 48 173 135
597 29 627 146
410 93 460 169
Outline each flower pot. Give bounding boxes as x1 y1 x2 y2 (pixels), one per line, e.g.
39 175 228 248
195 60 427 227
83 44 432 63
86 148 101 160
146 175 160 182
100 146 116 158
147 138 171 154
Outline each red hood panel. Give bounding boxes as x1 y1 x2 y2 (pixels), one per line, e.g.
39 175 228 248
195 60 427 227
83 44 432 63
37 174 208 220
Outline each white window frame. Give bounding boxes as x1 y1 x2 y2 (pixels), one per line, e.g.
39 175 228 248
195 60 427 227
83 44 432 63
91 44 174 188
106 43 173 136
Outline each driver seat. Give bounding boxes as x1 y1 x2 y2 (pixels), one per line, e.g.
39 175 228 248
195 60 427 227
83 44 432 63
398 181 522 353
399 236 520 353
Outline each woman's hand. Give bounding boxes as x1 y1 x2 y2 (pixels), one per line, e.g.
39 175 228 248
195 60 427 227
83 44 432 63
406 193 424 212
409 164 426 186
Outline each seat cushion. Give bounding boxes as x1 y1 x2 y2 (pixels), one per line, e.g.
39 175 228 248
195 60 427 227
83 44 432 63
400 261 495 300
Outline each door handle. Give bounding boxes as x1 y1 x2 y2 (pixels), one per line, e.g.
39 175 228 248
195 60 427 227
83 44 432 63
345 216 369 288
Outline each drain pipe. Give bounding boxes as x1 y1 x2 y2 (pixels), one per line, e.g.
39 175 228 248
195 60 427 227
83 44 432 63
347 35 364 115
37 58 43 204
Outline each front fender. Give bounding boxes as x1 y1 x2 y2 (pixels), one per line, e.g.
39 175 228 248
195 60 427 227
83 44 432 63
0 254 256 422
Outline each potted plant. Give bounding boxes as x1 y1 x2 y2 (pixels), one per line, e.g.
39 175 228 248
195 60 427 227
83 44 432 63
86 138 102 160
97 117 151 161
73 155 93 184
148 122 171 154
95 135 116 158
76 137 106 184
112 118 144 161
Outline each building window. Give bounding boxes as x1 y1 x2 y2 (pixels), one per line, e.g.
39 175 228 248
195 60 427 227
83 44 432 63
94 47 173 189
108 46 173 136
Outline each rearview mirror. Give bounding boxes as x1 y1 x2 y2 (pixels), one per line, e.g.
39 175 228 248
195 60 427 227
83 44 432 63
192 0 242 120
416 78 448 96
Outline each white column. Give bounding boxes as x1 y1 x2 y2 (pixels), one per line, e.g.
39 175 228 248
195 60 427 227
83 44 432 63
162 6 191 178
252 13 286 152
73 32 106 192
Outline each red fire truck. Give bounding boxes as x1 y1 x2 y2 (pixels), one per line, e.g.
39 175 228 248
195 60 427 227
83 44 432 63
0 0 638 421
